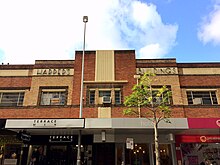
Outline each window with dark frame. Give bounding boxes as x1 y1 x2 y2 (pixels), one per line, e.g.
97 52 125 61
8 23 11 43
115 90 121 104
87 88 122 105
89 90 95 104
0 92 24 107
152 89 171 105
99 91 111 97
187 91 218 105
40 90 67 105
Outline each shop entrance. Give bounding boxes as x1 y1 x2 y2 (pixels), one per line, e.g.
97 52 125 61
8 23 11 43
26 135 93 165
125 143 150 165
47 145 76 165
153 144 173 165
28 145 75 165
93 143 115 165
29 144 92 165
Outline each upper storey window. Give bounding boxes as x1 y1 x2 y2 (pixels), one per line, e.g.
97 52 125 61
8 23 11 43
40 89 67 106
87 87 122 105
152 90 171 105
115 90 121 105
0 92 24 107
187 91 218 105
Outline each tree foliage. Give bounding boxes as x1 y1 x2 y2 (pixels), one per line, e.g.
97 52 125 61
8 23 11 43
123 72 172 165
124 72 171 124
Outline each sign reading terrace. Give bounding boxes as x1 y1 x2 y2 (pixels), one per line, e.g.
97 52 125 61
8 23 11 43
49 135 74 143
33 119 56 127
33 68 74 76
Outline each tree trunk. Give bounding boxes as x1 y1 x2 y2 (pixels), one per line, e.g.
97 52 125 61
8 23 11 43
154 119 160 165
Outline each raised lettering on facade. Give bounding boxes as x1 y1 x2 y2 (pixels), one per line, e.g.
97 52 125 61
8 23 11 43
36 69 70 76
137 67 178 75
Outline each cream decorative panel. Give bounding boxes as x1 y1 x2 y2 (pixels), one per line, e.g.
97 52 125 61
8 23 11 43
182 68 220 75
98 107 111 118
95 50 114 81
0 70 29 76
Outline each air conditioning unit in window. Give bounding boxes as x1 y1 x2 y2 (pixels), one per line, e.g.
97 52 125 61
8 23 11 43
102 96 111 104
193 98 202 105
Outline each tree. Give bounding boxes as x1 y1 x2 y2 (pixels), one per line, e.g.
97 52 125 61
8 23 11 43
123 73 172 165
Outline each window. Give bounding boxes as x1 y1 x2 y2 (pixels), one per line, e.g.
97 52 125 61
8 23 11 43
0 92 24 107
152 90 171 105
40 89 67 105
99 91 111 97
99 91 111 104
89 90 95 104
115 90 121 104
87 87 122 105
187 91 218 105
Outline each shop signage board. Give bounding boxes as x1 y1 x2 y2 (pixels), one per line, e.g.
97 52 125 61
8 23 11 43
5 119 84 129
126 138 134 149
188 118 220 129
49 135 74 143
176 135 220 143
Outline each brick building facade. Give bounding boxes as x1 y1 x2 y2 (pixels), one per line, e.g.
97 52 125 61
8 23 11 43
0 50 219 165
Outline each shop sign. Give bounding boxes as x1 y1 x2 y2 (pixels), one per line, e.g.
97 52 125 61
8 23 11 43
17 130 31 142
49 135 73 143
126 138 134 149
199 136 220 143
5 119 84 129
176 135 220 143
188 118 220 129
216 119 220 127
33 119 56 127
137 67 178 75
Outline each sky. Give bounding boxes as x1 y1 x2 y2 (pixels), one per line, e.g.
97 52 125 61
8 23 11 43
0 0 220 64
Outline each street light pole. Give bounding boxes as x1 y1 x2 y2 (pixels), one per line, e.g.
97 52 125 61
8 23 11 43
134 75 141 118
77 16 88 165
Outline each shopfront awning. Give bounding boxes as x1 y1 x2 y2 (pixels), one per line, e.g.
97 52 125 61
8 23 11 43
5 118 219 136
85 118 189 129
188 118 220 129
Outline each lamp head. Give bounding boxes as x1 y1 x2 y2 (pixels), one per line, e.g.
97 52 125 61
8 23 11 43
83 16 88 23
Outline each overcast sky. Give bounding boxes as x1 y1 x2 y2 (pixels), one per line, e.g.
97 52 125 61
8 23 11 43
0 0 220 64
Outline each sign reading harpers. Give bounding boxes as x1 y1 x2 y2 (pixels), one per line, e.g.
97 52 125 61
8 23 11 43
33 68 74 76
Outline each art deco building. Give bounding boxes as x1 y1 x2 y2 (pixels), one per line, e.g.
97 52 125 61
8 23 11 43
0 50 219 165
